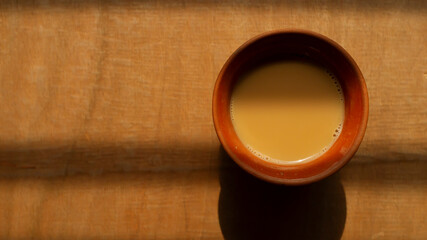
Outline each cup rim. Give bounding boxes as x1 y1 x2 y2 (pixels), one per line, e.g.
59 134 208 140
213 29 369 185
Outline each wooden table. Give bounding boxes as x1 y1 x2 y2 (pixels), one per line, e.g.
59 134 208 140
0 1 426 239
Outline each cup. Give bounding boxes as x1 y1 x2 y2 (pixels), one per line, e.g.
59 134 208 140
212 30 369 185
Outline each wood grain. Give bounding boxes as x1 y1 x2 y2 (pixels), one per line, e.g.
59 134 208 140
0 0 426 239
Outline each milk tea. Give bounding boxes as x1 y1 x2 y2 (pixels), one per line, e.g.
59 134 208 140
230 60 344 163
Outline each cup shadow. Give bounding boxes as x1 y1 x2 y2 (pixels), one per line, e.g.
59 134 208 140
218 147 346 240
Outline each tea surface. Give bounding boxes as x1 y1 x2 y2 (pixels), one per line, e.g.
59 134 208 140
230 60 345 163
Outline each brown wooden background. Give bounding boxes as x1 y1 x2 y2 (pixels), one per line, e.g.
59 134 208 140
0 0 426 239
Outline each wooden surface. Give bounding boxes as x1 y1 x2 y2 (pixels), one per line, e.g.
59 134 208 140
0 0 426 239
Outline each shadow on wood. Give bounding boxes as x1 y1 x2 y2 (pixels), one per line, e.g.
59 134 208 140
218 147 346 240
0 142 216 177
0 140 425 181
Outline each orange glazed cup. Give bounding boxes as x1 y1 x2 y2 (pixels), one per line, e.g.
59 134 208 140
213 30 369 185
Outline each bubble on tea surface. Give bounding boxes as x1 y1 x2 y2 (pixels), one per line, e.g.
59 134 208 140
326 70 344 142
230 99 235 121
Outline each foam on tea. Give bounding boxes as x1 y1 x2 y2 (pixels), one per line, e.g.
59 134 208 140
230 59 345 164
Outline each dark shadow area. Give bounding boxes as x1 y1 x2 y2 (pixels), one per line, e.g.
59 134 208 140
218 147 347 240
341 156 427 187
0 0 425 12
0 140 425 183
0 142 216 177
